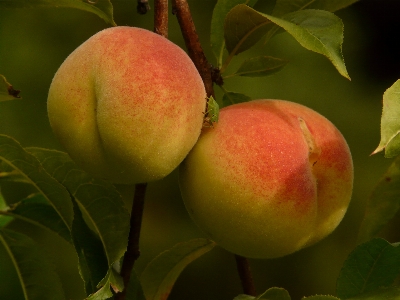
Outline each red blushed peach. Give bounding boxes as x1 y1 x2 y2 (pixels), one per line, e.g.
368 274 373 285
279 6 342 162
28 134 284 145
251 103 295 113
179 100 353 259
47 27 206 184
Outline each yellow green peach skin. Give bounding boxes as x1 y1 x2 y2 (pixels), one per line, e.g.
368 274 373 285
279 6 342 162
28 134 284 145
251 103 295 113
179 99 353 259
47 26 206 184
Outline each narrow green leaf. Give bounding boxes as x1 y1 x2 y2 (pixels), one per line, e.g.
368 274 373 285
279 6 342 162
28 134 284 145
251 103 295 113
272 0 360 17
0 0 116 26
0 228 65 300
125 270 146 300
211 0 258 67
337 238 400 299
27 147 130 268
140 238 216 300
227 56 288 78
87 268 124 300
358 155 400 243
348 286 400 300
71 197 108 296
225 5 350 79
222 91 252 107
302 296 340 300
0 74 21 101
0 135 73 230
372 80 400 157
0 191 13 228
1 193 72 243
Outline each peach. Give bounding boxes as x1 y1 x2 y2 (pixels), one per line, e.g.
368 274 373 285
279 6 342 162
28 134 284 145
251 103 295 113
179 100 353 259
47 26 206 184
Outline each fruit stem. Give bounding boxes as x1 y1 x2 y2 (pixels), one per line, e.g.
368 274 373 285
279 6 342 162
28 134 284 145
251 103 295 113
172 0 215 99
115 183 147 300
154 0 168 38
235 254 257 296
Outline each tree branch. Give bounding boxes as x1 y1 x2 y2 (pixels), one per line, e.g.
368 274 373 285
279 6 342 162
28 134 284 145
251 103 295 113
154 0 168 38
172 1 255 296
115 2 168 298
115 183 147 300
235 254 256 296
171 0 215 98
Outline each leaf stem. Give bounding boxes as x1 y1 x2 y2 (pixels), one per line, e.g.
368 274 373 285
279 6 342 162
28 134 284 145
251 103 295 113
172 0 215 98
115 183 147 300
235 254 256 296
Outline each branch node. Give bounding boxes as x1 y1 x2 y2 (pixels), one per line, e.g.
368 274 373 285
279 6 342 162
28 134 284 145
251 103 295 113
137 0 151 15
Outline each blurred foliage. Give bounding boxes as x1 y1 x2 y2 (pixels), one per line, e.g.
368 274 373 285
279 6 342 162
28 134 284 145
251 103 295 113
1 0 400 299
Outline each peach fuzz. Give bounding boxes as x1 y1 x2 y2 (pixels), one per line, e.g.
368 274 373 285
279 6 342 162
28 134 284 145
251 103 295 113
179 100 353 259
47 26 206 184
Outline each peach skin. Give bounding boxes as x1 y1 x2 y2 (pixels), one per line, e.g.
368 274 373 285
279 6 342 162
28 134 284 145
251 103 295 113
47 27 206 184
179 100 353 259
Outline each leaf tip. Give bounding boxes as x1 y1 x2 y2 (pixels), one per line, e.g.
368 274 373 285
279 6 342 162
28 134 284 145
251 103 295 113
371 146 383 156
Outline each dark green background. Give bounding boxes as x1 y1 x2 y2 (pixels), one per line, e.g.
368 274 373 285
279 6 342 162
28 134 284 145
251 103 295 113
0 0 398 299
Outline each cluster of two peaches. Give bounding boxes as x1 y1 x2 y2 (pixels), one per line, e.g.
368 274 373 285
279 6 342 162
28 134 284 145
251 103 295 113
47 27 353 259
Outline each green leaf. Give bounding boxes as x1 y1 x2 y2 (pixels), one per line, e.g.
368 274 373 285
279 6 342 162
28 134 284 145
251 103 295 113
257 287 291 299
0 135 73 230
0 74 21 102
1 193 72 243
26 147 130 268
87 268 124 300
358 155 400 243
272 0 360 17
0 190 13 228
224 5 350 79
302 296 340 300
226 56 288 78
0 228 65 300
71 197 108 296
204 95 220 127
348 286 400 300
337 238 400 299
234 295 256 300
125 270 146 300
224 5 274 57
0 0 116 26
140 238 216 300
211 0 258 67
0 168 30 183
234 287 291 300
372 80 400 157
222 91 252 107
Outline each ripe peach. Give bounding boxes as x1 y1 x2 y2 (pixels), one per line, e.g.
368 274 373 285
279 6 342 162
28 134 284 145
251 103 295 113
47 26 206 184
179 100 353 259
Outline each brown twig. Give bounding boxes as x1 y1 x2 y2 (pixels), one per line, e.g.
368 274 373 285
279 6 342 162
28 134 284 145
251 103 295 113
115 183 147 300
154 0 168 38
235 255 256 296
115 2 169 298
171 0 215 98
